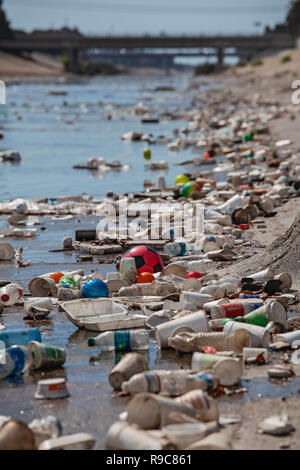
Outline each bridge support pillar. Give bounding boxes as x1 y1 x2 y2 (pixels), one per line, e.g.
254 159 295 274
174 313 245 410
67 48 80 73
216 47 224 72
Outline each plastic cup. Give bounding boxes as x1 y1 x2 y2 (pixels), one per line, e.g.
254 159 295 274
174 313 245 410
191 352 242 386
35 378 70 400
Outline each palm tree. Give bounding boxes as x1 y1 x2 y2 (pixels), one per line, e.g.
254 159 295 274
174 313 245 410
0 0 14 40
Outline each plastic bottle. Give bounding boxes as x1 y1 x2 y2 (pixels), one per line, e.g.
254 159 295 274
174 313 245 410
200 235 220 253
0 345 32 380
239 293 262 299
29 416 62 447
121 370 218 396
221 310 269 328
218 195 244 216
211 301 261 319
164 242 185 257
118 284 150 297
88 329 150 351
200 285 225 300
0 328 41 348
0 284 23 307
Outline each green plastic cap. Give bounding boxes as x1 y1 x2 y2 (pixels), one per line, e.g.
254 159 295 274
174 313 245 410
88 337 95 347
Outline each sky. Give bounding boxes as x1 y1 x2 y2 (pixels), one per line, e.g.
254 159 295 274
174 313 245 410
4 0 290 35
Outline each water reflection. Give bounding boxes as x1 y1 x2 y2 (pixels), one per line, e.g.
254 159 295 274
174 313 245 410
67 329 91 345
28 367 67 384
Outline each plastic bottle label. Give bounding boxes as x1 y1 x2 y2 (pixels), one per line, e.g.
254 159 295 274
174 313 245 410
240 294 260 299
114 331 131 352
222 303 245 318
144 372 161 393
8 347 25 374
196 373 213 385
251 303 261 311
33 344 65 367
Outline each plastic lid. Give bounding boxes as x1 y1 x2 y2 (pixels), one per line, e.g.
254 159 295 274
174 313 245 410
1 294 9 302
88 337 95 347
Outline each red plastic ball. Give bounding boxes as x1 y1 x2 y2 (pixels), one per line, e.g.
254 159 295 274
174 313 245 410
185 271 203 279
122 245 164 276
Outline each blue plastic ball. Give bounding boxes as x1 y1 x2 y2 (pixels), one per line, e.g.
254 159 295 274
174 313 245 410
82 279 109 298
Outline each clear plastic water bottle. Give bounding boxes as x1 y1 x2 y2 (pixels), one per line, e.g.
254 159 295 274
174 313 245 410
121 370 218 395
0 284 23 306
88 329 150 351
0 345 32 380
0 328 41 348
29 416 62 447
164 242 182 257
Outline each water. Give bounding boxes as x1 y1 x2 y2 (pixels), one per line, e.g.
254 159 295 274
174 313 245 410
0 72 217 201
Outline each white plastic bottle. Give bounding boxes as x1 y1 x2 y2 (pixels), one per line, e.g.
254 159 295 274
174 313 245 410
0 345 32 380
0 284 23 306
121 370 218 396
218 195 244 215
88 329 150 351
200 285 225 300
211 301 262 319
200 235 219 253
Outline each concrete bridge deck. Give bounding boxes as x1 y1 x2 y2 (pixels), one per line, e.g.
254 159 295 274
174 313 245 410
0 33 295 72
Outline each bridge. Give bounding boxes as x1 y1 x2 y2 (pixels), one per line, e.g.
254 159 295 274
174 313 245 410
85 50 239 69
0 33 295 72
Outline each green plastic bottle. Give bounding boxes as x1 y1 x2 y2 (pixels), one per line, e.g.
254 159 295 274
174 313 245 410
243 309 268 327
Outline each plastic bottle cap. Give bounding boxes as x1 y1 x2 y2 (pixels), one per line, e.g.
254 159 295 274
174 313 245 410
1 294 9 302
88 338 95 347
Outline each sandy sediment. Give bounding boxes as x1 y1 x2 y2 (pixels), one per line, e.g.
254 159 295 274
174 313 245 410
0 51 65 79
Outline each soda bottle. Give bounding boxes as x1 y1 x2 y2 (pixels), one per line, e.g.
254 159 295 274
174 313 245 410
88 329 150 351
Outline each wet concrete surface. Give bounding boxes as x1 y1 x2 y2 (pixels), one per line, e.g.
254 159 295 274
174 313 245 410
1 214 300 449
1 306 300 449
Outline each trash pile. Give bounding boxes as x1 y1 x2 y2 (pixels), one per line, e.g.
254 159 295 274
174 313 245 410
99 260 299 449
0 414 95 450
1 81 300 450
0 326 96 449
